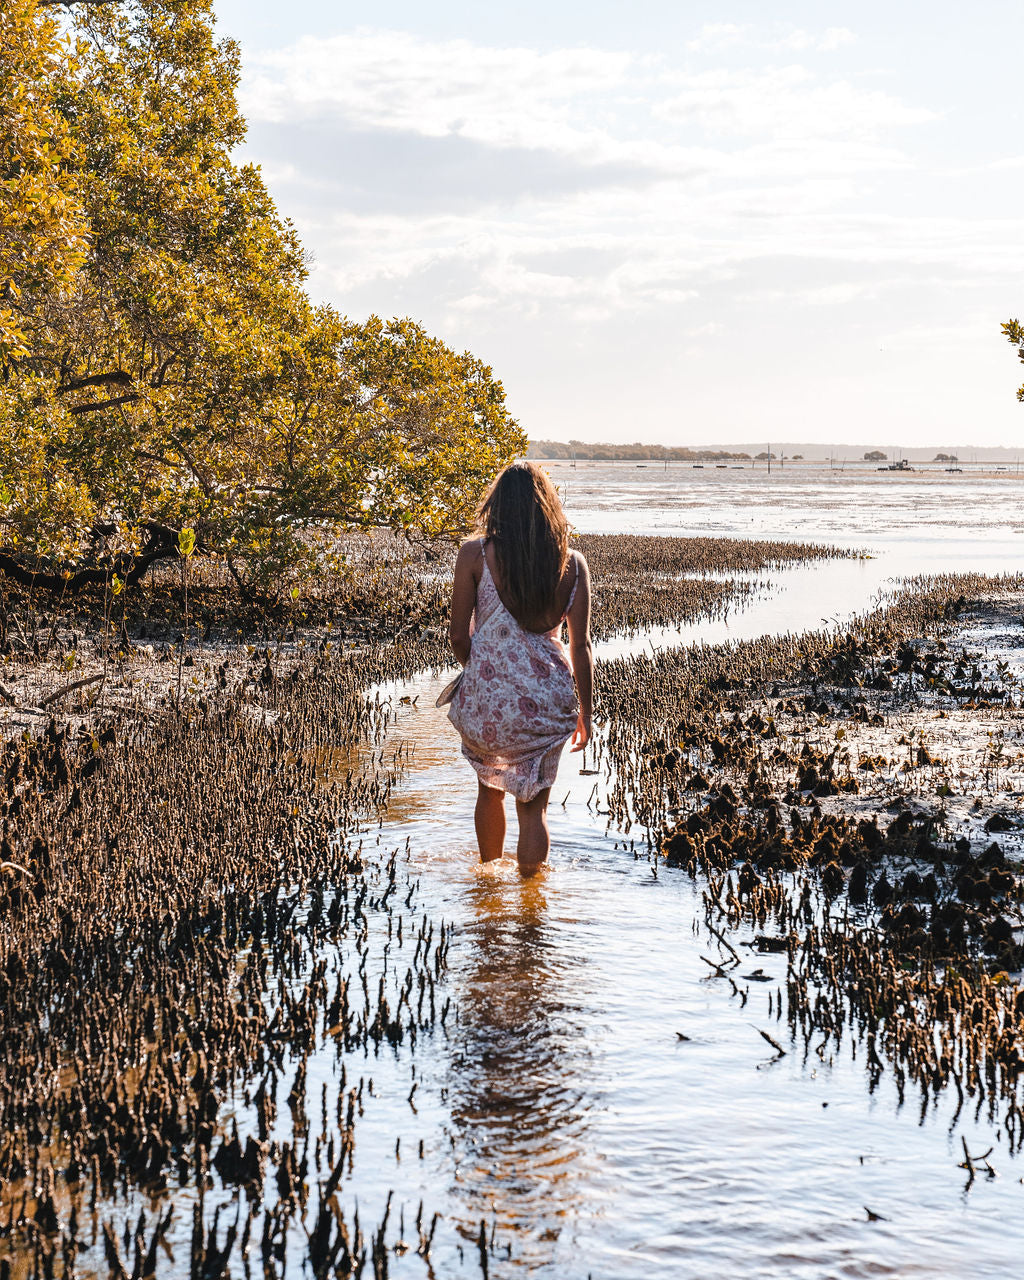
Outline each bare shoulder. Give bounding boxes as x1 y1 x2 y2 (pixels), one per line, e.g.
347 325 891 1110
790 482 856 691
456 537 484 560
455 538 484 576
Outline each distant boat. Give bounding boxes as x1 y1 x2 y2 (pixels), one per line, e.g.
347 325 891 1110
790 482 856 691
945 467 962 473
877 459 914 472
693 463 704 469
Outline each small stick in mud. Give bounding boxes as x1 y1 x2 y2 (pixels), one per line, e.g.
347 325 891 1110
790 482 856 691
40 672 104 707
959 1136 977 1188
958 1137 995 1187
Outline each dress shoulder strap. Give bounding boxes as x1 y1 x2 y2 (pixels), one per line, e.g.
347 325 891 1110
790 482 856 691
472 538 503 626
562 552 580 620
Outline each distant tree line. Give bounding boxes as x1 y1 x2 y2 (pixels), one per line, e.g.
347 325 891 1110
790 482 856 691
526 440 751 461
867 451 965 463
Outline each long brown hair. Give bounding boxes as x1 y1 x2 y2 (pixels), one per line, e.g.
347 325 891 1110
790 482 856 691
476 461 569 623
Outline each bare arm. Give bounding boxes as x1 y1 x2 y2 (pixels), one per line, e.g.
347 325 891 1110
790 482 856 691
448 541 480 667
565 552 593 751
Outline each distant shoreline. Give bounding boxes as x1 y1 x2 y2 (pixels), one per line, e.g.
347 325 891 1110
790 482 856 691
528 453 1023 472
526 440 1024 464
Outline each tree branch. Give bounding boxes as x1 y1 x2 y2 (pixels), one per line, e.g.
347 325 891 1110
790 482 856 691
41 674 105 708
68 393 142 415
57 370 132 395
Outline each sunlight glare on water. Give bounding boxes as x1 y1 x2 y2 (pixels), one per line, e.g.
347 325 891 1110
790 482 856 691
551 459 1024 568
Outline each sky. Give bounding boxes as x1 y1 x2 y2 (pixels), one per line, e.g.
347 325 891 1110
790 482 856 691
214 0 1024 448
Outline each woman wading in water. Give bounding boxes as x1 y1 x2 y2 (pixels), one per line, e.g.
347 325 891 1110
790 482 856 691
445 462 593 875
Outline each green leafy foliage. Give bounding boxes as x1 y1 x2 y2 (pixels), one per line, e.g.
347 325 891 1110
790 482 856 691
0 0 524 594
1003 319 1024 403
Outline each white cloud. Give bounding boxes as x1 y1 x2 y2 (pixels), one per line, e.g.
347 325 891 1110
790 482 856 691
686 22 749 53
772 26 857 53
686 23 857 55
818 27 857 52
241 28 907 173
235 23 1024 442
243 29 636 162
740 281 881 307
655 67 936 141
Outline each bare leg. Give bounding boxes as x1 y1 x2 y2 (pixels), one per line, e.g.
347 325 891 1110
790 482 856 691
475 781 506 862
515 787 552 875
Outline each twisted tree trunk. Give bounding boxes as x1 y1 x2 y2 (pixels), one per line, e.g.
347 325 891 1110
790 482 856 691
0 525 181 593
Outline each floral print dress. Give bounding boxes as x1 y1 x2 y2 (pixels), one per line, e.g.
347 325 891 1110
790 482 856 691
448 547 579 801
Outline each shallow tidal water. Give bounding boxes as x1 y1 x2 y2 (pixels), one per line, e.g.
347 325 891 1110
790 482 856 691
305 465 1024 1278
74 466 1024 1279
552 458 1024 570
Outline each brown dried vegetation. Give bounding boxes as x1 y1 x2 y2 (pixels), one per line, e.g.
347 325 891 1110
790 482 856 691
576 533 853 641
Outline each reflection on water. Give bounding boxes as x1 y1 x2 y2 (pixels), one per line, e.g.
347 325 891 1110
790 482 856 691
446 870 592 1266
366 701 1024 1278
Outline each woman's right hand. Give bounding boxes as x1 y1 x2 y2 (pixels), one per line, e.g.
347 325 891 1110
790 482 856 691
570 713 591 752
